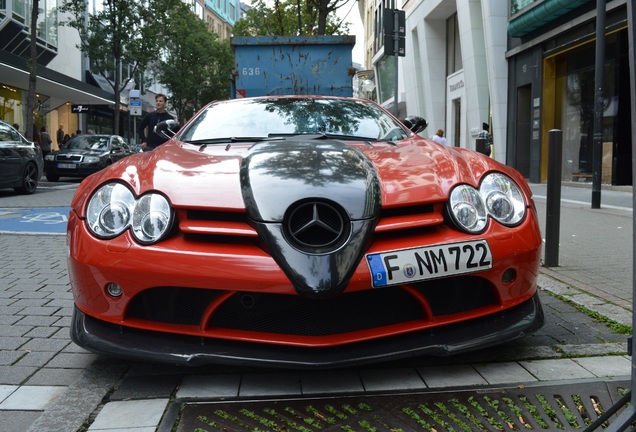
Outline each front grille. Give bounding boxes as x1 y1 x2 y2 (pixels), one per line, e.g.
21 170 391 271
125 276 497 336
210 288 423 335
127 287 222 325
56 154 82 162
417 276 495 315
177 201 445 241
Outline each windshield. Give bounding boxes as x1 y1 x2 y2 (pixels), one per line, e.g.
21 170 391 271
63 136 110 151
179 97 410 143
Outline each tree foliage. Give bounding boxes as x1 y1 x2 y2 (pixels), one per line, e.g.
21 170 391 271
154 2 235 121
59 0 181 134
232 0 352 36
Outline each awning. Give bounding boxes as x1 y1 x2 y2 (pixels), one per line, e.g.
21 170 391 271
0 50 115 110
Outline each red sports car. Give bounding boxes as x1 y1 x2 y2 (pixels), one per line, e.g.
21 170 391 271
68 96 544 368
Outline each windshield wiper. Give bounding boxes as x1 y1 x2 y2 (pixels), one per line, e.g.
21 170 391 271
185 136 283 145
268 132 378 142
185 136 284 151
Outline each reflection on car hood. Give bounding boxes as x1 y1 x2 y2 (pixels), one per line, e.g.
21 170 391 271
73 137 507 212
56 148 108 157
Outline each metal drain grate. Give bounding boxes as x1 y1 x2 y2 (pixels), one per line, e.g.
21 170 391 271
175 381 630 431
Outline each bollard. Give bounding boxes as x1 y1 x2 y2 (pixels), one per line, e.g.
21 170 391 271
476 138 487 155
544 129 563 267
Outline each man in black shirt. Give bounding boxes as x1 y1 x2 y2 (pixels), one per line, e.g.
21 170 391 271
139 93 174 151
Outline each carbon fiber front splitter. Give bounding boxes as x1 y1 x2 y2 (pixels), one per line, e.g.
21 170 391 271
70 292 544 369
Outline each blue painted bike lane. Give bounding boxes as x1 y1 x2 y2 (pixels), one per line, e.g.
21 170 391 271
0 207 70 235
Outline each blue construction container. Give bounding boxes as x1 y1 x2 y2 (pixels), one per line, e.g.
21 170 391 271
230 35 355 98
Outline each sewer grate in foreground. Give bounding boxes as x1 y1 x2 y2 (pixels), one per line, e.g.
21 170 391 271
175 380 630 431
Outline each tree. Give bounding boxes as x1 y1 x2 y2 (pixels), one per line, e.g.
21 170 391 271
60 0 180 135
232 0 351 36
154 2 234 121
26 0 39 142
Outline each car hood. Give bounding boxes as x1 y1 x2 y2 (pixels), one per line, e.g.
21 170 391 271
74 136 516 212
56 148 108 157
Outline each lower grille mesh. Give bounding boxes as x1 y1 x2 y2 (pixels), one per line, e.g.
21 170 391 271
210 289 424 335
125 276 497 336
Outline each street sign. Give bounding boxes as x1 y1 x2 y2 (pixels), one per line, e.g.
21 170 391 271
383 9 406 57
130 99 142 116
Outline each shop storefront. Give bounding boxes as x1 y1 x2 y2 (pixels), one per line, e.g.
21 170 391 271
546 30 631 185
0 49 114 148
506 0 631 185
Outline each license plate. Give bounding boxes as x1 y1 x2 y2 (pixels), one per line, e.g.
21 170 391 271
366 239 492 288
57 163 76 169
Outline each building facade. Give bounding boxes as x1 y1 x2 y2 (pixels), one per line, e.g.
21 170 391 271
0 0 113 148
400 0 509 161
507 0 630 185
362 0 631 185
0 0 238 146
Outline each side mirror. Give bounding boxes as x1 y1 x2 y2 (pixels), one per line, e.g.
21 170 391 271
155 119 181 139
402 116 428 134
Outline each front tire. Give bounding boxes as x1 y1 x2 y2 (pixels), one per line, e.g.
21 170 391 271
46 173 60 182
14 163 39 194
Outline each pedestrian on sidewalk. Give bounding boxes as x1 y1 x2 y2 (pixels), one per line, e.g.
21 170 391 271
431 129 448 146
40 125 52 158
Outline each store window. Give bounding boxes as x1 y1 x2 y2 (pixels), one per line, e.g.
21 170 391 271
554 31 631 185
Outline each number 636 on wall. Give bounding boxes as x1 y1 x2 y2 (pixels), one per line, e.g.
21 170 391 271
242 67 260 76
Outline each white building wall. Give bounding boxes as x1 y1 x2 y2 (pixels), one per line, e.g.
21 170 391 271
480 0 509 162
46 19 83 81
402 0 509 162
403 0 448 136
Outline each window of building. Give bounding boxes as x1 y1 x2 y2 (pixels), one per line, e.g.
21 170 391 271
553 31 631 184
446 14 462 75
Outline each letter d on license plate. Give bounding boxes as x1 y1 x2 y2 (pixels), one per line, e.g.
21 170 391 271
366 240 492 288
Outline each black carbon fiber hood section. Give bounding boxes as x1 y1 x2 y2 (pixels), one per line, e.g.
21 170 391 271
240 139 381 297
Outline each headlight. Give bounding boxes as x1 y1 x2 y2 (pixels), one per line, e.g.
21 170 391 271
448 173 526 233
480 173 526 225
449 185 488 233
131 194 172 243
85 182 173 244
84 156 100 163
45 154 55 161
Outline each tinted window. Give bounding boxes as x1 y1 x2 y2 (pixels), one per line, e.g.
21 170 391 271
66 136 110 150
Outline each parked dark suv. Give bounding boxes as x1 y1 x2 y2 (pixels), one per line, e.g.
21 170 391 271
44 134 136 181
0 120 43 194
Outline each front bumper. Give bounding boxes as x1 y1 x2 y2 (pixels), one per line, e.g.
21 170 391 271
45 161 103 178
70 291 544 369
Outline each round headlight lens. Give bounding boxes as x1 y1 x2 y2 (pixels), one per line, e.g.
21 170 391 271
85 183 173 244
131 194 172 243
480 173 526 225
447 173 527 233
449 185 488 233
86 183 135 238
